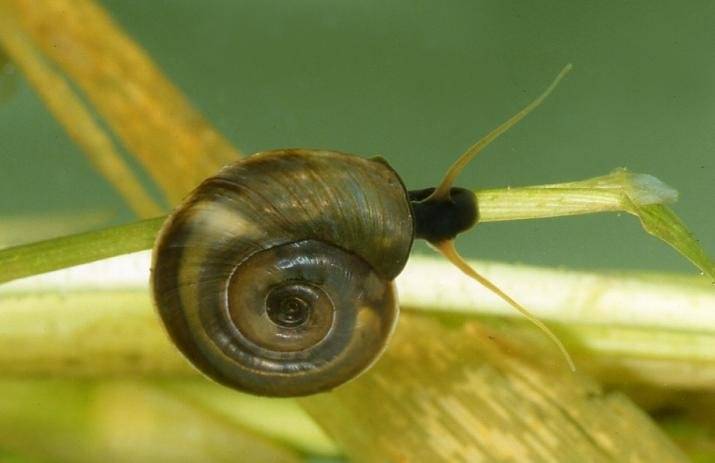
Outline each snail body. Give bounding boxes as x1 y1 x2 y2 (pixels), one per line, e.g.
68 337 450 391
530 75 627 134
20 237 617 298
152 67 574 396
152 149 420 396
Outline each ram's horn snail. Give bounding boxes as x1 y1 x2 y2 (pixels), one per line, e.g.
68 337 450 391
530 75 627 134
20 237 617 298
151 65 574 397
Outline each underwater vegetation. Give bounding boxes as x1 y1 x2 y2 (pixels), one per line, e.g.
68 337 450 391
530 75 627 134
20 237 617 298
0 1 713 462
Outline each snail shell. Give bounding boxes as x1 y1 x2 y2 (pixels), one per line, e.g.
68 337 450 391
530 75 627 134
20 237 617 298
152 149 414 396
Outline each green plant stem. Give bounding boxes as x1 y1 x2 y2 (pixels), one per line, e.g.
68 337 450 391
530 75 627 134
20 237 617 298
0 217 163 284
0 211 114 247
475 168 676 222
2 169 710 285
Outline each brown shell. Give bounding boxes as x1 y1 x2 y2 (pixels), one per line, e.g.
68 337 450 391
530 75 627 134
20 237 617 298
151 149 414 396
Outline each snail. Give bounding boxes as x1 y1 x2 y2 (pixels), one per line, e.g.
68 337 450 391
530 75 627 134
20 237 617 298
151 65 574 397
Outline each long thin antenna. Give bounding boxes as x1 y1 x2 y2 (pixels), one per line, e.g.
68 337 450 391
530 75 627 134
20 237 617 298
434 240 576 371
428 64 573 201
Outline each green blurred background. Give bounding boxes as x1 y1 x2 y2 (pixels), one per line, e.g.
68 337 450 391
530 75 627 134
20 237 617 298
0 0 712 275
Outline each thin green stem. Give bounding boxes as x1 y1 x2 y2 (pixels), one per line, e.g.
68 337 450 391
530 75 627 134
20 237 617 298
0 217 163 284
0 169 710 285
475 168 677 222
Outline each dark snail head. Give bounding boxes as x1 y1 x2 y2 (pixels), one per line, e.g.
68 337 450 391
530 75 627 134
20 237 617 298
152 150 413 396
409 187 478 243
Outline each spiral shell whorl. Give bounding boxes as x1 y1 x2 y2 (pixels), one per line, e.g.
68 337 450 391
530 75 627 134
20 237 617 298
152 150 413 396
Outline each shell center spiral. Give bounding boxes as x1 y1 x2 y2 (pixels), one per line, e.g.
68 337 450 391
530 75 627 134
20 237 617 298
265 283 317 328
